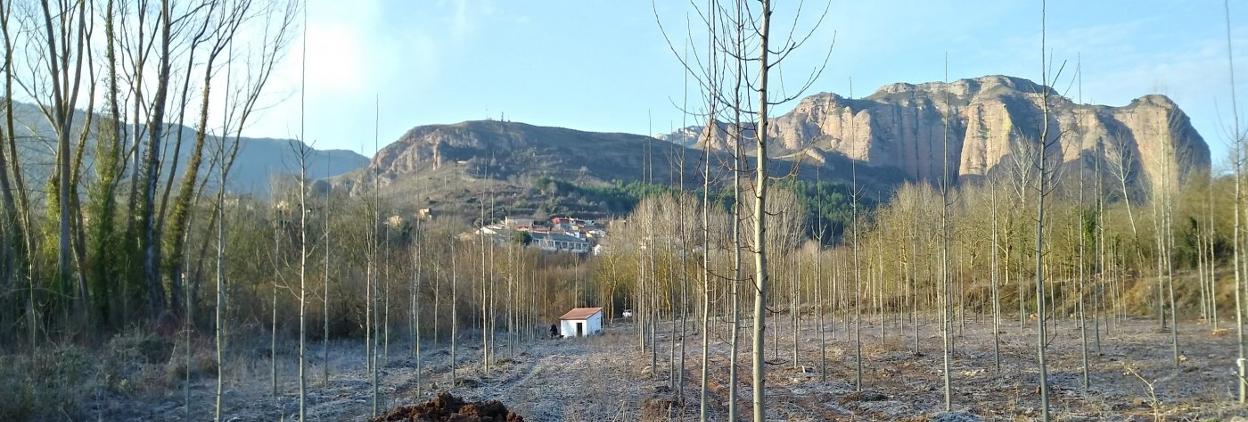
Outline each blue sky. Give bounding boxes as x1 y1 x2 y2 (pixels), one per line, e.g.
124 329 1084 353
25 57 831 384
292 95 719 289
250 0 1248 167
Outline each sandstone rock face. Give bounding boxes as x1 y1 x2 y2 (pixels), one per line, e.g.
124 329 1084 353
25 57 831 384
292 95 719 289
687 75 1210 191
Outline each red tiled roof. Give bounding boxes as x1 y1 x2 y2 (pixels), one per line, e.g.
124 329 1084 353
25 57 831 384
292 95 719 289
559 307 603 320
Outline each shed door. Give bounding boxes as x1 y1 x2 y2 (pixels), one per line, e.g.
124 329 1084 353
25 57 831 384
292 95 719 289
576 322 583 337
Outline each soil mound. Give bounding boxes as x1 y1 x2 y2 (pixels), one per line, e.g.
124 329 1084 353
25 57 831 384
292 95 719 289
372 392 524 422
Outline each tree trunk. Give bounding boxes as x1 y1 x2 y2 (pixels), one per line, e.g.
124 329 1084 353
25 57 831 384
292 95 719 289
939 59 954 409
1035 4 1052 417
213 155 226 422
990 178 1002 374
298 150 308 421
451 235 459 386
728 80 743 419
140 0 173 317
751 3 771 419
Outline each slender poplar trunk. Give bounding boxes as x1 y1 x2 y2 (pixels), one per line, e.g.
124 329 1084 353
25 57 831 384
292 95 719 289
751 3 772 419
1228 0 1245 395
1035 5 1052 417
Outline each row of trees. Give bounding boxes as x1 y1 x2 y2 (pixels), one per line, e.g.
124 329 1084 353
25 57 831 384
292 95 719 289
590 166 1233 419
0 0 297 343
635 0 1246 420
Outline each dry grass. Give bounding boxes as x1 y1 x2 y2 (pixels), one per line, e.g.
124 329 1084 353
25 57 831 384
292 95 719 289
0 345 94 420
6 317 1248 421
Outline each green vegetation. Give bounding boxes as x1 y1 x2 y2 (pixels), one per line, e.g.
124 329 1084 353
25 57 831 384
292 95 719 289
786 179 867 242
532 176 862 242
532 176 678 214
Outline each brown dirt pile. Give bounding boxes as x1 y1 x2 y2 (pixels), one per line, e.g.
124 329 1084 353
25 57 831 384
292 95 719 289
372 392 524 422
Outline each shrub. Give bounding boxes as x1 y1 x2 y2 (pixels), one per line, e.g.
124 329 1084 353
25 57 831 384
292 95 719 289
0 345 95 420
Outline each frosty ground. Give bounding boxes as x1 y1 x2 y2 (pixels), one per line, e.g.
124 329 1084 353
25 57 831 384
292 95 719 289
82 317 1248 421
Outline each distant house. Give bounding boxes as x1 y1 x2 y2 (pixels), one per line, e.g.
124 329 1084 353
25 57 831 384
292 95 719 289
551 216 591 232
478 225 502 236
559 307 604 337
530 232 591 254
504 216 534 228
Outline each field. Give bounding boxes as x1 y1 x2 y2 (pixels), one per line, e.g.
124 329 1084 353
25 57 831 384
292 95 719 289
60 316 1248 421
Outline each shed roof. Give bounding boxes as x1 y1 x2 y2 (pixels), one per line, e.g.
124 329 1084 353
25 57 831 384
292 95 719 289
559 307 603 320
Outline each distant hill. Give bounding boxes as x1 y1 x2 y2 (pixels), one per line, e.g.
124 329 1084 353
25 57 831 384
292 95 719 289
332 120 900 221
8 101 368 196
328 75 1212 223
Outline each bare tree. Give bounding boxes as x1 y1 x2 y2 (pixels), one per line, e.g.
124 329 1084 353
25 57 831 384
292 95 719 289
370 95 382 416
1205 165 1217 333
323 163 332 385
989 173 1003 374
746 1 832 417
165 0 252 323
848 83 867 392
1034 2 1062 417
270 190 282 399
1076 60 1090 389
33 0 91 325
416 217 426 399
212 126 236 422
939 54 955 411
727 3 746 416
700 128 714 421
480 188 489 372
450 232 459 387
1 0 35 351
0 0 24 339
1224 0 1246 403
137 0 174 317
211 2 296 415
295 6 311 415
294 139 311 421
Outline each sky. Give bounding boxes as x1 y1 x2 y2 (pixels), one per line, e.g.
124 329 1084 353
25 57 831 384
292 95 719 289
247 0 1248 167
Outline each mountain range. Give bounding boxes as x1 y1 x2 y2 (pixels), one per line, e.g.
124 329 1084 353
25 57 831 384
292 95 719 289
7 74 1209 218
338 75 1209 219
331 119 901 220
7 101 368 196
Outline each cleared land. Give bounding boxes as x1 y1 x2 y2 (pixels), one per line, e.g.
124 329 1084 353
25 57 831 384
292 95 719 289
67 317 1248 421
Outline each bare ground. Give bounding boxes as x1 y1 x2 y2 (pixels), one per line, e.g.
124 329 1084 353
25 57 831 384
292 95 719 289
80 316 1248 421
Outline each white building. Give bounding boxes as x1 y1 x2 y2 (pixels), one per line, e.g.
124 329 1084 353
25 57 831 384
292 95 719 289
559 307 604 337
530 232 591 254
504 216 534 228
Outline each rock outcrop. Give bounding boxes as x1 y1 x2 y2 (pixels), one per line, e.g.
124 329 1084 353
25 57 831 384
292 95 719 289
681 75 1210 192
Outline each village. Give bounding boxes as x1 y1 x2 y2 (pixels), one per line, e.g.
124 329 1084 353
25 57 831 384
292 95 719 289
480 216 616 341
478 215 609 256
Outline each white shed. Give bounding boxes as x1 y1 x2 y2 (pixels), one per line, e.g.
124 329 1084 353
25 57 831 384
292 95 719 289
559 307 604 337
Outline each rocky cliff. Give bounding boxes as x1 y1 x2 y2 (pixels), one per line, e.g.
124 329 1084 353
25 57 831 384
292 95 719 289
684 75 1210 192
